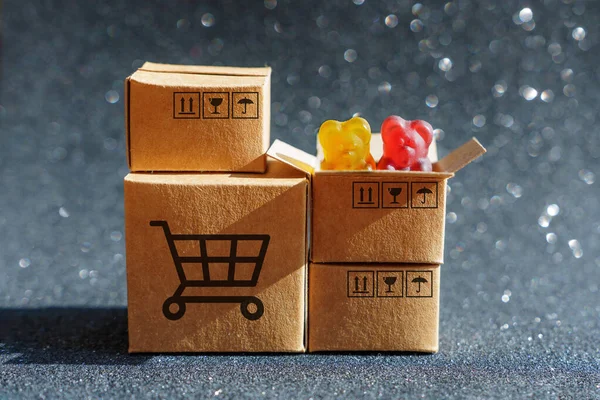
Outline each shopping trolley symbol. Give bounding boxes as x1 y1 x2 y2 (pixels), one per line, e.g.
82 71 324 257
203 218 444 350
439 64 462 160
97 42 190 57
150 221 270 321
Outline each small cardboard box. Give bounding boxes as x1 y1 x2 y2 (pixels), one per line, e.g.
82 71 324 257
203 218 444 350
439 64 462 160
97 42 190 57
125 62 271 173
313 138 484 264
268 137 485 264
308 263 440 352
124 159 308 353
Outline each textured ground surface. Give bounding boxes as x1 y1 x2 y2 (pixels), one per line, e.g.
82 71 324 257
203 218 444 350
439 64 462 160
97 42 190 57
1 0 600 398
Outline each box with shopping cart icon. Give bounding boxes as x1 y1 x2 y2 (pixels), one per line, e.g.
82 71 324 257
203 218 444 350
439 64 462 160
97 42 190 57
124 159 309 353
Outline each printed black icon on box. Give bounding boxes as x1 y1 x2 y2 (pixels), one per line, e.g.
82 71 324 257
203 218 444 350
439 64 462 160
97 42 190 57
376 271 404 298
232 92 259 119
173 92 200 119
352 182 380 208
150 220 270 321
410 182 438 209
382 182 409 209
202 92 230 119
347 271 375 298
406 271 433 298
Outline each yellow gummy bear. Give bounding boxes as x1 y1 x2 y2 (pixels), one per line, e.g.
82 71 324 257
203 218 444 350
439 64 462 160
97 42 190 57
318 117 376 171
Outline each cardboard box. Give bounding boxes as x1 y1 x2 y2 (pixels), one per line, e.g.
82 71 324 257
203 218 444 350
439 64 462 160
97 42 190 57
269 137 485 264
124 159 308 352
313 138 485 263
125 62 271 172
308 263 440 352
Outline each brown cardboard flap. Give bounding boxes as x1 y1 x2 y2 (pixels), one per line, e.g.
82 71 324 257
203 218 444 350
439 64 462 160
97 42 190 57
433 138 486 173
140 61 271 77
267 140 315 176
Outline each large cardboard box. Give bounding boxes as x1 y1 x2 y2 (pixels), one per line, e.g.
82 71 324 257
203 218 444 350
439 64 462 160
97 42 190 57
308 263 440 352
125 62 271 173
124 159 308 352
268 137 485 264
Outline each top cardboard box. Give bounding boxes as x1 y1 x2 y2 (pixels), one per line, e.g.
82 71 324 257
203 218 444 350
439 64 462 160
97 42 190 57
268 136 485 264
125 62 271 172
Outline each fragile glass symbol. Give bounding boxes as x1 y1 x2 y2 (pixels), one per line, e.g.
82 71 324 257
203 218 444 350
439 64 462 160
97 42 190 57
353 276 370 293
412 276 428 293
209 98 223 114
388 187 402 204
237 97 254 114
383 276 397 292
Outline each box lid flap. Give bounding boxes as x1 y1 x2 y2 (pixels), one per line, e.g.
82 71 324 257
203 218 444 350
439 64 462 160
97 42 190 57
267 140 315 176
139 62 271 77
433 137 486 173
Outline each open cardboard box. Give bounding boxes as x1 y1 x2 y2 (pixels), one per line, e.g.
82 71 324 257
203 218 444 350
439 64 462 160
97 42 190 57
267 135 486 264
125 62 271 173
125 160 308 353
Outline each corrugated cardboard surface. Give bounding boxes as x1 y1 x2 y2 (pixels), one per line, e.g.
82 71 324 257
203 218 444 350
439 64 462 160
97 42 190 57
125 160 307 352
311 171 452 264
308 263 440 352
126 62 271 172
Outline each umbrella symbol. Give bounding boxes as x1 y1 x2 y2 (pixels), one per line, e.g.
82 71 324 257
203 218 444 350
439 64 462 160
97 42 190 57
417 187 432 204
412 276 428 293
237 97 254 114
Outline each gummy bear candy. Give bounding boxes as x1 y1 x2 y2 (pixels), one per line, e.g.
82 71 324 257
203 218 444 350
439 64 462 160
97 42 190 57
318 117 376 171
377 115 434 172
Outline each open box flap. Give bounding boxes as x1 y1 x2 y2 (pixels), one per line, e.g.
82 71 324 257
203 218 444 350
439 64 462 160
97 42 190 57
139 62 271 77
433 138 486 173
267 140 316 176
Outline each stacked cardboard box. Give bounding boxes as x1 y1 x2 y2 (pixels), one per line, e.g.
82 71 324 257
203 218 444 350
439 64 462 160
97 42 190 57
124 62 485 353
306 138 485 352
266 138 485 352
124 63 308 353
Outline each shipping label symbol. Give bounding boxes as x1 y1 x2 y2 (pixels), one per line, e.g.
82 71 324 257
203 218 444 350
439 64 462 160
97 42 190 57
347 271 374 297
203 92 230 119
352 182 380 209
410 182 438 209
382 182 409 209
232 92 259 119
377 271 404 298
406 271 433 298
173 92 200 119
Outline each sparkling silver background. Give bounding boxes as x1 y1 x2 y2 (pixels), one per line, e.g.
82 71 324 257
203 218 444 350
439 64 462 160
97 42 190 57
1 0 599 398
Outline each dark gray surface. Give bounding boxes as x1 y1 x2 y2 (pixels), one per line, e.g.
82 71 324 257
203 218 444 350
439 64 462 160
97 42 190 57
1 0 599 398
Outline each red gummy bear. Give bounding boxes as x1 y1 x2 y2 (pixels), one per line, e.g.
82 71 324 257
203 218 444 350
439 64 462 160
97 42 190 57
377 115 434 171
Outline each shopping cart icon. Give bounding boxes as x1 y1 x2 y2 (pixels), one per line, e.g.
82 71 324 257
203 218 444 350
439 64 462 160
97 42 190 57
150 221 270 321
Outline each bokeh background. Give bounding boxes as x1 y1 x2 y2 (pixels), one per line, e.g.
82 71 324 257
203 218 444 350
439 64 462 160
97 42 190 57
2 0 599 398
